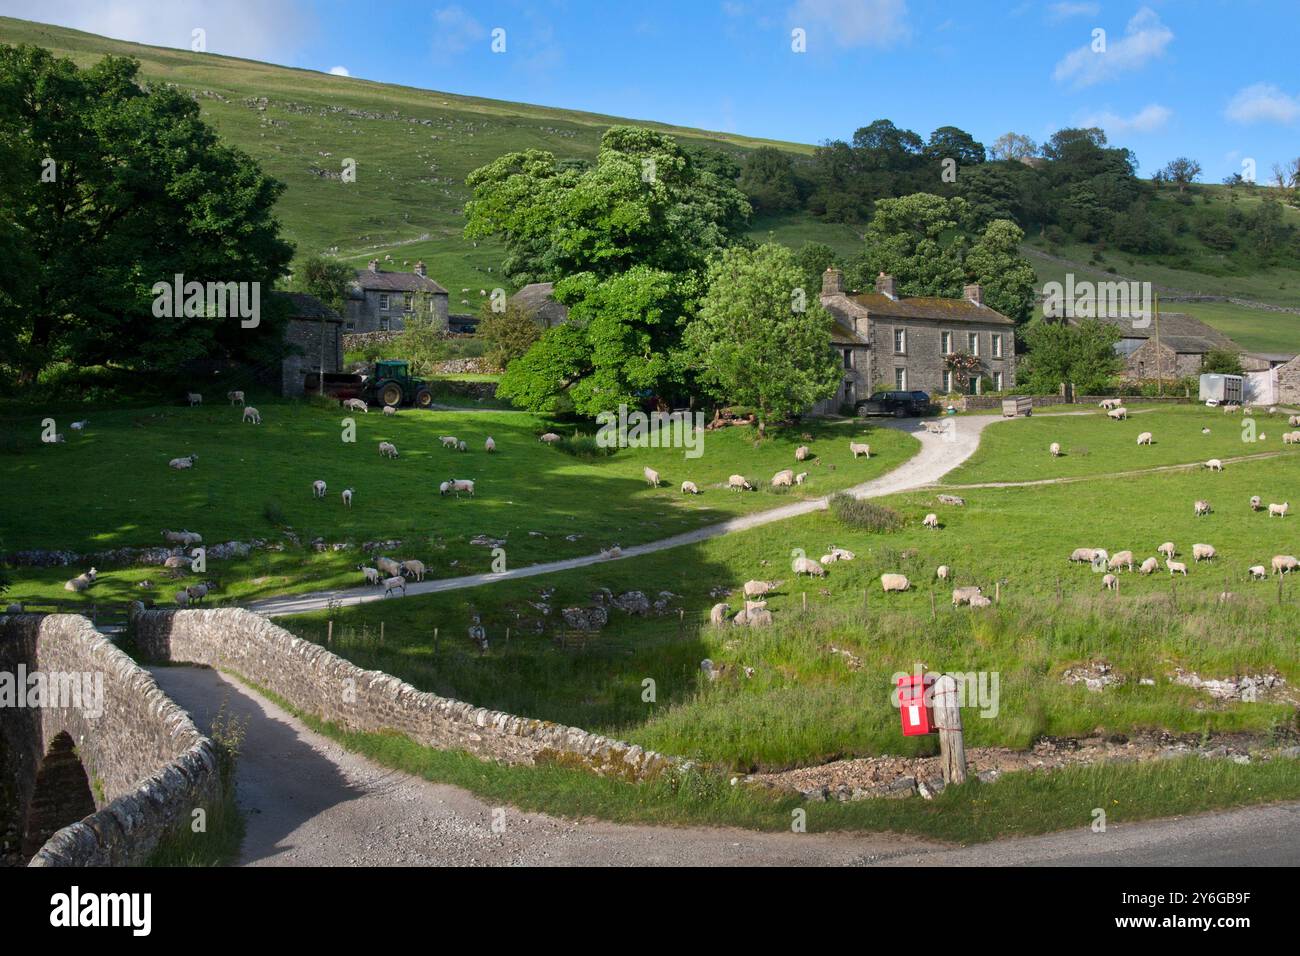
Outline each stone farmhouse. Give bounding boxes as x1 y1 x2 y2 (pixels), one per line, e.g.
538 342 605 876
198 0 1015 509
1069 310 1243 381
817 268 1017 412
345 259 449 333
275 292 343 397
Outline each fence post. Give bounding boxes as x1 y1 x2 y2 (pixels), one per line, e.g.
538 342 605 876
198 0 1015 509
327 620 333 645
933 674 966 786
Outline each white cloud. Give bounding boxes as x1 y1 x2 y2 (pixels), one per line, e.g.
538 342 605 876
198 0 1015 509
328 65 350 76
0 0 312 62
789 0 910 50
432 5 488 57
1053 6 1173 89
1224 83 1300 126
1078 103 1172 134
1049 2 1100 19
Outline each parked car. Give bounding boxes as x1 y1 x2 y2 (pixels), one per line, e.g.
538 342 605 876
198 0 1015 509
856 390 933 417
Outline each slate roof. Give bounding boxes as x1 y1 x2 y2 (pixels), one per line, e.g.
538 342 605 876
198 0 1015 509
351 268 448 295
510 282 570 325
841 292 1016 325
1077 312 1239 354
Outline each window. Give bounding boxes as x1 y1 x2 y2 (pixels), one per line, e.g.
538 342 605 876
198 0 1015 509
378 293 390 311
894 329 906 354
994 372 1004 391
379 316 391 332
942 331 953 355
992 334 1003 359
968 332 980 355
943 370 953 393
843 349 853 369
895 367 907 389
404 293 414 311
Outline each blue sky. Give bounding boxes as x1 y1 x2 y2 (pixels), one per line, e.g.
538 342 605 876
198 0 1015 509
6 0 1299 181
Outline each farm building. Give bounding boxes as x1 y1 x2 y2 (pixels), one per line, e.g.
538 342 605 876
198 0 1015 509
816 268 1017 412
509 282 570 327
1277 354 1300 405
276 292 344 398
1070 311 1243 381
345 259 449 333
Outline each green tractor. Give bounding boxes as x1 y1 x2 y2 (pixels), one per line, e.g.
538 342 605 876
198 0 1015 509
366 360 434 409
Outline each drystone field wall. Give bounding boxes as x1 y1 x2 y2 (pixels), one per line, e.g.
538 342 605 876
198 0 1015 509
130 605 674 780
0 614 219 866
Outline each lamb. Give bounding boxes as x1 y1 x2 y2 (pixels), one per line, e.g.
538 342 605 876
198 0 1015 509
1102 574 1118 591
343 398 368 413
1193 543 1216 562
1272 555 1299 575
793 557 826 577
848 442 871 459
795 472 809 485
743 580 780 599
1194 499 1212 516
820 552 839 565
440 436 458 448
828 547 855 561
1249 565 1268 581
227 390 245 406
162 530 202 546
1107 550 1134 572
936 565 951 580
168 455 198 470
375 556 401 577
1250 495 1262 511
378 441 398 458
728 474 753 491
1107 407 1128 420
242 406 261 424
400 560 426 581
1268 502 1289 518
63 568 97 592
952 586 983 606
1205 459 1224 472
968 594 993 608
382 405 397 416
1050 442 1062 457
70 420 88 431
484 437 496 453
1158 542 1176 559
1166 559 1188 576
709 603 731 626
359 566 380 585
680 481 700 494
539 432 562 443
794 445 811 462
382 576 407 597
643 466 661 487
770 469 794 488
187 392 202 406
457 440 467 452
443 478 475 497
880 573 910 593
341 488 353 507
312 479 327 498
1136 432 1153 446
1139 557 1159 575
922 513 940 529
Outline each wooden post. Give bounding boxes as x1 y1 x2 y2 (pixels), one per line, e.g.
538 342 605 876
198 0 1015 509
433 626 439 653
994 581 1001 604
380 621 385 644
933 674 966 786
930 589 936 621
802 591 807 614
327 620 333 645
505 626 510 645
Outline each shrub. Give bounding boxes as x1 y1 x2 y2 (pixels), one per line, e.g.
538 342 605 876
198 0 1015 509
829 493 903 532
554 433 615 459
262 500 287 527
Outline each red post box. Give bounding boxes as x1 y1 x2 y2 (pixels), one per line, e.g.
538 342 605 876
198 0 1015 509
896 673 937 736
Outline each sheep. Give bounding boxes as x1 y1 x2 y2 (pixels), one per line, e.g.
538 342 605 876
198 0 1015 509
162 530 202 546
64 568 97 592
343 398 368 413
680 480 700 494
1139 557 1159 575
743 580 780 599
443 478 475 497
227 390 245 406
382 405 397 416
1107 407 1128 420
185 583 210 604
70 420 88 431
793 557 826 577
1194 499 1212 516
382 576 407 597
1272 555 1299 575
1284 432 1300 445
375 556 401 577
828 547 855 561
709 603 731 626
794 445 811 462
457 440 467 452
820 552 839 565
485 437 496 453
952 586 983 606
438 481 450 495
1107 550 1134 572
312 479 327 499
341 488 353 507
937 565 951 580
733 600 772 627
162 555 189 570
1050 442 1062 457
1205 459 1224 472
378 441 398 458
969 594 993 608
795 472 809 485
174 590 190 607
1136 432 1153 446
1249 565 1268 581
440 436 458 448
1069 547 1107 563
48 433 67 443
1158 542 1176 559
770 469 794 488
1290 415 1300 427
1166 559 1188 576
1268 502 1289 518
1250 496 1262 511
643 466 660 488
242 406 262 424
1102 573 1118 591
1098 398 1121 410
359 566 380 585
1192 543 1216 562
880 573 910 593
1201 427 1210 434
728 474 753 491
187 392 202 406
539 432 562 443
849 442 871 459
400 560 426 581
168 455 198 470
922 513 939 529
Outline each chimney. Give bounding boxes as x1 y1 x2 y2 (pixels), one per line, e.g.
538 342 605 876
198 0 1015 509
413 260 427 277
875 272 897 299
964 283 984 306
368 259 380 273
822 266 844 296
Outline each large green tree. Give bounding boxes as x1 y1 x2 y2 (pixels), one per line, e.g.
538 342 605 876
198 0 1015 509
681 244 840 435
297 255 354 313
854 193 971 296
1019 318 1122 394
0 45 294 383
964 219 1038 329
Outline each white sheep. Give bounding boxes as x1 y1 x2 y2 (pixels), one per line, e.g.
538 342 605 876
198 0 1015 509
1102 573 1118 591
344 398 368 413
1069 547 1106 563
1193 543 1216 562
1194 499 1212 516
680 481 700 494
1289 415 1300 427
733 600 772 627
728 474 753 491
440 436 458 448
443 478 475 497
168 455 198 470
793 557 826 577
378 441 398 458
382 576 407 597
1099 399 1121 410
1268 502 1289 518
849 442 871 459
1136 432 1153 445
341 488 353 507
1166 559 1188 576
952 586 982 606
936 565 950 580
1050 442 1061 456
880 573 910 593
1138 557 1159 575
770 469 794 488
1205 459 1223 472
1272 555 1299 575
162 555 188 570
70 420 88 431
1284 432 1300 445
313 479 327 499
457 440 467 452
162 530 202 546
709 603 730 626
242 406 261 424
375 556 401 577
828 547 854 561
359 565 380 585
794 445 811 462
63 568 97 592
743 580 780 599
485 437 496 453
539 432 561 443
187 392 202 406
820 552 839 565
227 390 245 406
795 472 809 485
1107 550 1134 572
922 513 939 529
400 560 426 581
382 405 397 416
643 466 660 487
1249 565 1267 581
1250 496 1262 511
969 594 993 608
1107 407 1128 421
1158 542 1176 559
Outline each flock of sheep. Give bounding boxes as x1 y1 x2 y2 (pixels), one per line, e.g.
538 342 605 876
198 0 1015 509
639 440 870 497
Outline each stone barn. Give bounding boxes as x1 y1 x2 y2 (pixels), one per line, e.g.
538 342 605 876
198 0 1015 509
276 292 344 397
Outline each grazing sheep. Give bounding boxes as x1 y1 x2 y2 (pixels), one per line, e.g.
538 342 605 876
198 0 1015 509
794 445 810 462
733 600 772 628
1272 555 1299 575
743 580 780 599
728 474 753 491
849 442 871 459
485 437 496 453
312 479 327 499
443 478 475 497
1136 432 1153 445
242 406 261 424
187 392 202 406
680 480 700 495
162 530 202 546
343 398 368 413
1269 502 1289 518
382 405 397 416
1139 557 1159 575
952 586 983 606
227 390 245 406
539 432 561 443
709 603 731 626
1205 459 1224 472
457 440 467 452
382 576 407 597
1250 495 1263 511
1050 442 1061 457
922 513 939 529
793 557 826 577
70 420 88 431
770 469 794 488
1167 559 1188 576
400 560 426 581
828 547 855 561
174 590 190 607
1194 499 1212 516
1069 547 1108 563
969 594 993 608
819 552 839 565
795 472 809 485
1284 432 1300 445
342 488 353 507
162 555 188 570
64 568 97 592
185 583 210 604
1290 415 1300 427
378 441 398 458
1249 565 1268 581
1099 399 1121 410
1107 407 1128 421
880 573 910 593
440 436 458 448
1102 573 1118 591
375 557 401 578
359 566 380 585
1107 550 1134 572
1193 543 1216 562
168 455 198 470
937 565 951 580
643 466 661 488
1158 542 1176 559
1201 427 1210 434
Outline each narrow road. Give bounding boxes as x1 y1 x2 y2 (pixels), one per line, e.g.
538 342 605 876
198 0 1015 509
151 665 1300 867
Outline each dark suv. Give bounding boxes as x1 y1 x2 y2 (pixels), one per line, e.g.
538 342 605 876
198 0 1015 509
856 390 932 417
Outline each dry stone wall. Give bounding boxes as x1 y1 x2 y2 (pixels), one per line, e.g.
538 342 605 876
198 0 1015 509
130 605 675 780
